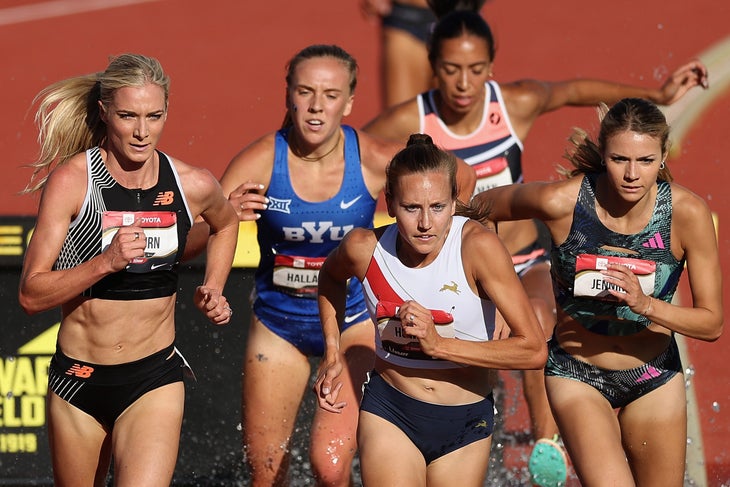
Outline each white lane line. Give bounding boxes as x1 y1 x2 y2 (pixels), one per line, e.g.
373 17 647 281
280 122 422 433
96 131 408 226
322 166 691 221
0 0 162 26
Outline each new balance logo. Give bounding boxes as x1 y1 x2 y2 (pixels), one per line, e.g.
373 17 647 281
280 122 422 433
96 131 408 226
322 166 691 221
153 191 175 206
642 232 665 249
439 280 460 294
65 364 94 378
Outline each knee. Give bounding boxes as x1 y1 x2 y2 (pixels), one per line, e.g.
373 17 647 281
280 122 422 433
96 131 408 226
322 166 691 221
310 450 354 487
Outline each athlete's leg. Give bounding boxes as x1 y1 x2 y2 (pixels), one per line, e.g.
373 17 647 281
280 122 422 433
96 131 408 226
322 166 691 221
619 374 686 486
426 437 492 487
381 28 433 108
46 391 112 487
358 410 427 487
546 375 635 486
520 263 559 440
111 381 185 487
241 315 311 486
310 320 375 486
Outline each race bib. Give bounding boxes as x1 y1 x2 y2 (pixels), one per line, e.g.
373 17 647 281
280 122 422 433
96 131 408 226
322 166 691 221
272 254 325 298
473 157 513 194
573 254 656 300
375 300 454 360
102 211 178 273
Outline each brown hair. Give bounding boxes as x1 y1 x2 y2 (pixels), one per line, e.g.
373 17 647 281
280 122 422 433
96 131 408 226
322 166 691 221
561 97 673 182
280 44 358 129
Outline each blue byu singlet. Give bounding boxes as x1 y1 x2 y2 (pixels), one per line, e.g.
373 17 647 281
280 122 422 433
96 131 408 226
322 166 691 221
253 125 377 339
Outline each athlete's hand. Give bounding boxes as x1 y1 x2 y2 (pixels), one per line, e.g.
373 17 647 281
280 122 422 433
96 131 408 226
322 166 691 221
102 223 146 272
601 262 651 314
194 286 232 325
228 182 267 222
314 354 347 413
656 59 709 105
398 300 444 357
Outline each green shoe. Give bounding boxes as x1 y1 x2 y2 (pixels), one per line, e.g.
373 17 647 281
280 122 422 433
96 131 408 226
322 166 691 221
528 435 567 487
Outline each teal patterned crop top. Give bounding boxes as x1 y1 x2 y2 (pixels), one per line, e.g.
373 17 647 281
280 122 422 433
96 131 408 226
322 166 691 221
551 174 685 336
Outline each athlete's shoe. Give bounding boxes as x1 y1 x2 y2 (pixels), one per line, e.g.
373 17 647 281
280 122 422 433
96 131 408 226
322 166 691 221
528 435 568 487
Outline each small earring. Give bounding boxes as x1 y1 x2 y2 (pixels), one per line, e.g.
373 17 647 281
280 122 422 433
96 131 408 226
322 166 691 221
600 159 606 166
659 161 666 170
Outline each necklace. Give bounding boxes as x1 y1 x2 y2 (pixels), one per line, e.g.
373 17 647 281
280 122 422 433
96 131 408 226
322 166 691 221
290 129 341 162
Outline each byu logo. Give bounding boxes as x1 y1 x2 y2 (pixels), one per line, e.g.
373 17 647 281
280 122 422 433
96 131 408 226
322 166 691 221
283 221 354 243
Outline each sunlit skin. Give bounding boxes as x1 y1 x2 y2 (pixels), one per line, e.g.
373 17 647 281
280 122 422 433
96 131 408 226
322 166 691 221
362 13 712 470
433 34 492 128
288 57 354 156
99 83 167 168
386 170 456 268
598 130 665 219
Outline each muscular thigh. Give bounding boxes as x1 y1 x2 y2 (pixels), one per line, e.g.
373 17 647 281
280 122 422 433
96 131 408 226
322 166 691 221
242 316 311 432
619 374 687 485
309 321 375 465
427 437 491 487
47 392 111 486
382 29 432 106
358 410 427 487
112 382 185 486
546 376 634 485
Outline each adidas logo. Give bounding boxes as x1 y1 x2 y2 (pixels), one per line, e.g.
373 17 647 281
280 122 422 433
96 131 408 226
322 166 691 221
642 232 665 249
636 365 661 383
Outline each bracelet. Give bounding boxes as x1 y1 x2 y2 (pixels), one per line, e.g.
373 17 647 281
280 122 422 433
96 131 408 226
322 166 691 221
640 297 653 316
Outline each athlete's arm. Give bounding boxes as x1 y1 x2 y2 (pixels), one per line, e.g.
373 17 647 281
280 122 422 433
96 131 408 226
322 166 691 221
19 156 147 314
503 60 708 140
410 222 547 368
471 177 578 225
184 133 274 260
315 228 376 412
362 98 421 143
632 186 721 341
178 160 239 326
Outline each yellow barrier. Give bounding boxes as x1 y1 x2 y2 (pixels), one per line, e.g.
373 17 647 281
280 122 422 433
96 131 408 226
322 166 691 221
232 212 395 268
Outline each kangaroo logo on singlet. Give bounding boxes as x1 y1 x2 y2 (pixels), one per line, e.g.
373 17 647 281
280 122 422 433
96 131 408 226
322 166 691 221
65 364 94 378
153 191 175 206
439 281 461 294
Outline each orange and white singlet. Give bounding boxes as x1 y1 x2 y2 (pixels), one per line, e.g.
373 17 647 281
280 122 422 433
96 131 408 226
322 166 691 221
418 80 523 195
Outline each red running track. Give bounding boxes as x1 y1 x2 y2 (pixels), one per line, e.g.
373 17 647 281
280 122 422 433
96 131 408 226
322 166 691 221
1 0 728 483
